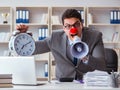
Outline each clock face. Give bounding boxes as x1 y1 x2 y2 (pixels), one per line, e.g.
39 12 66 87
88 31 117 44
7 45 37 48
14 33 35 56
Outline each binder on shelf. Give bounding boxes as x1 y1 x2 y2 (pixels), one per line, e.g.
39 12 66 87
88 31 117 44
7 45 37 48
45 28 48 39
38 28 43 40
110 10 114 24
38 28 42 40
116 10 119 24
44 63 48 77
25 10 29 23
41 28 44 39
38 28 48 40
19 10 23 23
16 10 29 23
22 10 26 23
16 10 19 23
118 10 120 23
16 10 23 23
110 10 120 24
114 10 117 23
78 10 84 23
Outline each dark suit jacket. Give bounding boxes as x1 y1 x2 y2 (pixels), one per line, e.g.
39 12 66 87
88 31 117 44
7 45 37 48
34 27 106 80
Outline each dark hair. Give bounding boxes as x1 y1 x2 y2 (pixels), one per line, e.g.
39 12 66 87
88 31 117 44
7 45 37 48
62 9 82 25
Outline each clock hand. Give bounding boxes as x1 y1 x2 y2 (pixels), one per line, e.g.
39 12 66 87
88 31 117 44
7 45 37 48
18 45 24 53
21 41 32 49
24 41 32 46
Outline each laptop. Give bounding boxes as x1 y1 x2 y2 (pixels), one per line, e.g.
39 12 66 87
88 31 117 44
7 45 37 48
0 56 46 85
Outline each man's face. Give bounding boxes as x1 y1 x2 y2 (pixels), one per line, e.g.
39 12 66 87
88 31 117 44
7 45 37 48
63 18 83 41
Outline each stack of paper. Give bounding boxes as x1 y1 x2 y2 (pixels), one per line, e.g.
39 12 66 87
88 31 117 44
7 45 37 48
0 74 13 88
83 70 112 88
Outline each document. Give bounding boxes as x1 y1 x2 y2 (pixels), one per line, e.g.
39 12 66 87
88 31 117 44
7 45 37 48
83 70 112 88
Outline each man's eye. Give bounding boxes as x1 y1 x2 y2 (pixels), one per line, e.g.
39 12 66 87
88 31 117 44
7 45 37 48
64 25 70 28
66 25 70 28
64 26 67 28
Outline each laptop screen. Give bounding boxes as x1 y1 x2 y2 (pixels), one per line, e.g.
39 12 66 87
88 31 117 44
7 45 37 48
0 56 38 85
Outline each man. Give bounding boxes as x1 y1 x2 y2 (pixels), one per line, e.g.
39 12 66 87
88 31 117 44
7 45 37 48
16 9 106 80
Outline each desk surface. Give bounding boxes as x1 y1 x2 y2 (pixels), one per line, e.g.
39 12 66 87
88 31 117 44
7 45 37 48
2 80 120 90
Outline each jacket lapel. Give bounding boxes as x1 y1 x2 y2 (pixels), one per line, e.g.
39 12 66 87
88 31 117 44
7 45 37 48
82 29 89 46
61 33 74 65
61 33 67 57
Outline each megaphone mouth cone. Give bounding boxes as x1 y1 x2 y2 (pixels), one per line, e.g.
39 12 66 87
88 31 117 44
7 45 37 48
70 42 89 59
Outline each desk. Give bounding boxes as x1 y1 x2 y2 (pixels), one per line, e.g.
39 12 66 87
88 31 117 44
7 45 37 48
1 81 120 90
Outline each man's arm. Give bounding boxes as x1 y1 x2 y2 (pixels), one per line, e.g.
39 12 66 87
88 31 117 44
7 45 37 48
77 32 107 73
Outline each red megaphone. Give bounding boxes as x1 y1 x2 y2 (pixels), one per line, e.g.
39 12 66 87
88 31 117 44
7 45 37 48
70 28 78 36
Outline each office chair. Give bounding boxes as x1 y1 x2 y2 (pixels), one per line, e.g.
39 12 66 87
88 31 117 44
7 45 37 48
104 48 118 73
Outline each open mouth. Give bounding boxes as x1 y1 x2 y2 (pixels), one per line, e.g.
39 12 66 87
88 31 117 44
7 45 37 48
71 33 78 37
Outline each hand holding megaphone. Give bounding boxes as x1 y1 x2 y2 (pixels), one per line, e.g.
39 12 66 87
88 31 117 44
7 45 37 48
69 28 89 59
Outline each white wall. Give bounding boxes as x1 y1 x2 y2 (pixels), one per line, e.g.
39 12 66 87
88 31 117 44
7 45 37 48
0 0 120 7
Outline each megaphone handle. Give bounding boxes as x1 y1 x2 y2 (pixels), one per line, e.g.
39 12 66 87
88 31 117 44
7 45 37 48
75 67 84 80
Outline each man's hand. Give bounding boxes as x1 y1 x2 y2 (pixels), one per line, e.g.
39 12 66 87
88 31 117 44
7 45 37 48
81 56 89 64
16 23 29 33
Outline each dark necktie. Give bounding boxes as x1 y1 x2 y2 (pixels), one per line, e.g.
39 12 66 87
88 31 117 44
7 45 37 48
73 57 78 66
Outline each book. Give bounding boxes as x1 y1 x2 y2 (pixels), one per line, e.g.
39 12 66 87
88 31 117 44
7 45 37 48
0 78 12 84
51 65 56 79
0 83 13 88
87 13 93 24
51 15 60 24
112 32 119 42
83 70 112 87
40 13 48 24
0 74 12 79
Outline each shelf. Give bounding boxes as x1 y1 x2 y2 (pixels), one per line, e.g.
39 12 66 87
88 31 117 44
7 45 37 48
16 23 48 26
104 42 120 44
51 24 62 26
37 77 48 81
88 23 120 26
35 59 48 62
0 6 120 82
87 7 120 71
87 7 120 26
0 42 9 44
15 6 49 24
0 7 12 56
0 24 11 26
51 6 86 31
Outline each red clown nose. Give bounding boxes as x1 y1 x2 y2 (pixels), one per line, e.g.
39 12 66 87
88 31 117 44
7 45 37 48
70 28 78 36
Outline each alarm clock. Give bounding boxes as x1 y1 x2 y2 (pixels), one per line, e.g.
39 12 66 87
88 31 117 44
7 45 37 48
9 30 35 56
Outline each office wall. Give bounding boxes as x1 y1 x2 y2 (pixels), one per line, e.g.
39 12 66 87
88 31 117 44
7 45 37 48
0 0 120 7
